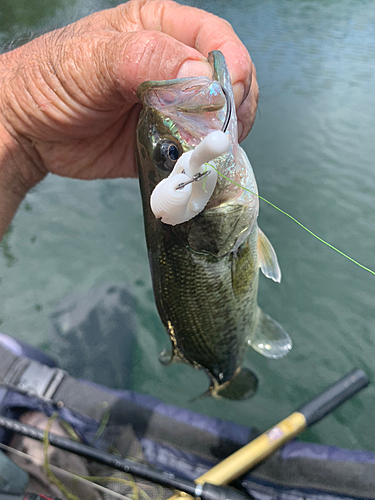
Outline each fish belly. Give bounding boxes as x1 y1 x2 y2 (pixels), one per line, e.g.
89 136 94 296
149 224 259 385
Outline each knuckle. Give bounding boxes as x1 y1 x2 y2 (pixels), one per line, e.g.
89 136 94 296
122 30 169 80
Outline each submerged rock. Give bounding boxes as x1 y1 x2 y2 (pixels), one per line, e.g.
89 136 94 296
50 283 136 389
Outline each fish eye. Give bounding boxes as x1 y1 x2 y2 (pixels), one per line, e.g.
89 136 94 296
153 140 182 172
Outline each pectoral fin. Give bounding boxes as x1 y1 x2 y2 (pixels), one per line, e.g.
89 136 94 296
257 228 281 283
249 308 292 359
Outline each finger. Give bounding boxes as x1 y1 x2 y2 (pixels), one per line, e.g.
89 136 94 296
98 1 253 110
140 0 252 107
2 27 213 140
111 30 213 96
237 67 259 142
50 27 213 108
105 0 255 129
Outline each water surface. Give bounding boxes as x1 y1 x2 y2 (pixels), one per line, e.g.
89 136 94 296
1 0 374 451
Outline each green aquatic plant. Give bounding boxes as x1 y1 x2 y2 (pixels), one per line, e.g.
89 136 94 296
92 401 111 444
207 163 375 277
42 413 155 500
79 474 153 500
43 413 81 500
0 441 131 500
59 419 80 442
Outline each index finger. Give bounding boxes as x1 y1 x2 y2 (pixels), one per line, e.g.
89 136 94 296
157 1 252 96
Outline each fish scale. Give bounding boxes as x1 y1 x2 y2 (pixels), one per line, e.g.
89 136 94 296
146 214 258 387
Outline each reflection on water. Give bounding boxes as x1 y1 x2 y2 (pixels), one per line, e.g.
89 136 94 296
0 0 374 451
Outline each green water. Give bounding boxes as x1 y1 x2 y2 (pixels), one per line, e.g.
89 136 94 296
1 0 375 451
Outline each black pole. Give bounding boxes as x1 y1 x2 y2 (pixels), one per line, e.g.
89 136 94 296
0 415 251 499
298 369 369 426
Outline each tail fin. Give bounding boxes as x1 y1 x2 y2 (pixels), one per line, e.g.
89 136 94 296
191 368 258 402
209 368 259 401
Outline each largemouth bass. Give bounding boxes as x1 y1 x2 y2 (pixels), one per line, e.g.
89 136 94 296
136 51 292 400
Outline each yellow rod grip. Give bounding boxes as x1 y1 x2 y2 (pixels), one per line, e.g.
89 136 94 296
196 411 306 485
165 411 307 500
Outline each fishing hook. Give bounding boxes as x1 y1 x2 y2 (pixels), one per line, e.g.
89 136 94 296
175 170 211 190
221 86 231 133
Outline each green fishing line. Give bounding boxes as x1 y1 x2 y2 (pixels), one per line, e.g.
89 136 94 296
206 164 375 277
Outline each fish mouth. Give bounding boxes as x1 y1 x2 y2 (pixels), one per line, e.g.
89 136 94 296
136 51 234 145
208 51 232 94
136 50 253 209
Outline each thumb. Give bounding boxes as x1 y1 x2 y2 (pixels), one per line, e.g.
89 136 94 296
49 28 213 110
1 26 213 139
104 30 213 101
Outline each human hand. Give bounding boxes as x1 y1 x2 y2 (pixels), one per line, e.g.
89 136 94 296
0 0 258 186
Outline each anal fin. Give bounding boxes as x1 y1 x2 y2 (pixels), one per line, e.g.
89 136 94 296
249 308 292 359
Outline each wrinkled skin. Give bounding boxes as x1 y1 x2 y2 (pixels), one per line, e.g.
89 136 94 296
0 0 259 241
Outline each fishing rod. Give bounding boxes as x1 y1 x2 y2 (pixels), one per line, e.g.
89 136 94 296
0 369 369 500
0 415 249 500
168 368 369 500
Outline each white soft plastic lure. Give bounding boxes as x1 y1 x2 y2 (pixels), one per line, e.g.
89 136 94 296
150 130 230 226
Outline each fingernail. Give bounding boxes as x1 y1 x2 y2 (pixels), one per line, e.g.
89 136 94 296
177 59 212 79
237 120 244 142
232 82 245 109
